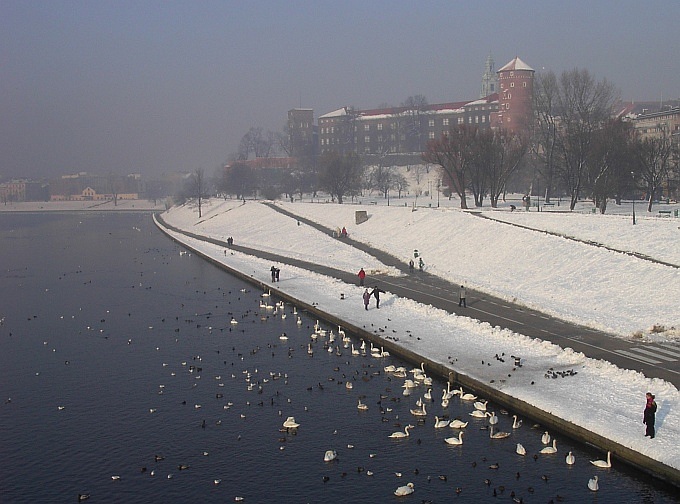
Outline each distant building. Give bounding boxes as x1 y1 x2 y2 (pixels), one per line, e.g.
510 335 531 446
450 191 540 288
480 53 498 98
0 179 49 202
49 172 142 201
287 108 316 157
632 106 680 141
491 56 535 134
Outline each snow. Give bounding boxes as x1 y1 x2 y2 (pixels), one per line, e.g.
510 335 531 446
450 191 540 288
159 194 680 472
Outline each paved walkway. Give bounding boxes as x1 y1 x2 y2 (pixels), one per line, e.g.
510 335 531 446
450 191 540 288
157 207 680 387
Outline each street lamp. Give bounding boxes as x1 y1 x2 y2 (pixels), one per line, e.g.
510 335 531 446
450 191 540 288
631 171 636 225
437 179 441 207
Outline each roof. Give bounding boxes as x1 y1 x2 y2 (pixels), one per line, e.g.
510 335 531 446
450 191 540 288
318 107 349 119
498 57 534 73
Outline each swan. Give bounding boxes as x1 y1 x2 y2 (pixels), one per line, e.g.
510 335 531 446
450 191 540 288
512 415 522 429
403 379 418 389
423 388 432 401
357 399 368 411
410 404 427 416
516 443 526 456
444 432 464 445
384 365 396 373
389 425 414 439
283 416 300 429
469 410 487 418
590 451 611 468
460 392 477 401
324 450 337 462
441 397 449 408
541 431 551 445
345 381 353 390
566 451 576 465
449 419 468 429
588 475 599 491
474 400 488 411
540 439 558 454
394 482 415 496
434 416 450 428
351 344 360 356
489 427 511 439
487 411 499 425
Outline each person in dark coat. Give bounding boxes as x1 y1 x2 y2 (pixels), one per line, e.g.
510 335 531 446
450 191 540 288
362 289 371 310
458 285 466 307
270 265 276 282
644 392 657 438
358 268 366 286
409 259 414 273
371 286 386 309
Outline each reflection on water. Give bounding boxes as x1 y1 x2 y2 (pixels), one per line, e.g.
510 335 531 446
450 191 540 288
0 212 676 503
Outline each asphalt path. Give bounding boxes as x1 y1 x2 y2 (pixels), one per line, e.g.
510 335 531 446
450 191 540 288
157 207 680 387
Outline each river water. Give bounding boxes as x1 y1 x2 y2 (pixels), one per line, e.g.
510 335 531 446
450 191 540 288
0 212 676 503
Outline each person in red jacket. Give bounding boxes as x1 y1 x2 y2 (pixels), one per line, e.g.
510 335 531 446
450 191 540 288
357 268 366 286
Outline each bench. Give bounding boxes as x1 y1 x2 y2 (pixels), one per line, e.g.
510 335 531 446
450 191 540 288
543 202 555 207
658 210 671 216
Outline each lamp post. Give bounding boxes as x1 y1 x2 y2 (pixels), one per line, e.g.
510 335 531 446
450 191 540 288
437 179 441 208
631 171 636 225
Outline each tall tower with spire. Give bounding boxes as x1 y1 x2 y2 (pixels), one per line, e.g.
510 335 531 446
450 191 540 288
480 53 498 98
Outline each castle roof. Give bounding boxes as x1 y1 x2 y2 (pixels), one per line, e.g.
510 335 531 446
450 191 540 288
498 56 534 73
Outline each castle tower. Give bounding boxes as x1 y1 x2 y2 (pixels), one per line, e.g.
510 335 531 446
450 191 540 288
480 53 498 98
492 56 534 134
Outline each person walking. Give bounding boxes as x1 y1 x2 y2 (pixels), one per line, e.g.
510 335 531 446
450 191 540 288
358 268 366 286
409 259 414 273
458 285 466 307
418 257 424 272
644 392 657 438
270 265 277 282
275 268 280 282
371 286 385 309
362 289 371 311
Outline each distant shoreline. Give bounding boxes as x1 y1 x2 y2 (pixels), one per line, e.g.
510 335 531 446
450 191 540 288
0 200 167 213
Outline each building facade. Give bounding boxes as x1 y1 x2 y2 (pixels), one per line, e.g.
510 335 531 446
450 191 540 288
491 56 535 134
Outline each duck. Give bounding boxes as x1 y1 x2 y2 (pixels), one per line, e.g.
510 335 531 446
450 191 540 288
512 415 522 429
541 431 551 445
588 475 599 491
540 439 558 454
590 451 611 468
566 451 576 465
323 450 337 462
516 443 526 456
389 425 414 439
444 432 464 445
433 416 450 428
449 419 468 429
394 482 415 496
282 416 300 429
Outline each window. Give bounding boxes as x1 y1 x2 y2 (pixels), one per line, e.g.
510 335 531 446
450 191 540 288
475 116 479 124
364 124 370 131
468 117 472 124
378 135 383 143
428 131 435 139
428 119 435 127
458 117 464 125
390 134 396 141
443 118 449 126
481 116 486 123
365 136 370 143
391 123 396 130
523 82 527 88
377 123 383 130
510 82 515 88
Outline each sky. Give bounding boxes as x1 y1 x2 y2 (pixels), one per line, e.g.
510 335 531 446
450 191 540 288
2 0 679 180
157 191 680 471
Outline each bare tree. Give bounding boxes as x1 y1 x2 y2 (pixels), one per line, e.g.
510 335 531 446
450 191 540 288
555 68 619 210
634 132 673 212
402 95 428 152
189 168 210 218
532 71 560 202
487 130 529 208
318 151 364 204
423 126 478 209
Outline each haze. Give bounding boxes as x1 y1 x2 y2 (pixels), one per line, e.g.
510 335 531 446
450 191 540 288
1 0 678 180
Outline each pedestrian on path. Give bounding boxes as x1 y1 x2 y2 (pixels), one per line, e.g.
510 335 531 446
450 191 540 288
409 259 414 273
270 265 276 282
363 289 371 310
275 268 280 282
418 257 424 272
371 286 385 309
644 392 657 438
358 268 366 286
458 285 466 307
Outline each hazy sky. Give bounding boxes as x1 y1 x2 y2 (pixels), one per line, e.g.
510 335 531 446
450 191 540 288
2 1 678 180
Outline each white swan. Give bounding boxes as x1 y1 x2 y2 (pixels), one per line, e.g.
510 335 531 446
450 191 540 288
490 426 511 439
433 416 450 428
423 388 432 401
469 410 487 418
357 399 368 411
487 411 498 425
282 416 299 429
389 425 414 439
540 439 558 454
460 392 477 401
441 397 449 408
403 379 418 389
512 415 522 429
566 451 576 465
449 419 468 429
384 365 396 373
588 475 599 491
590 451 611 468
410 404 427 416
394 482 415 496
516 443 526 456
473 400 488 411
541 431 551 445
323 450 337 462
351 344 360 356
444 432 464 445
